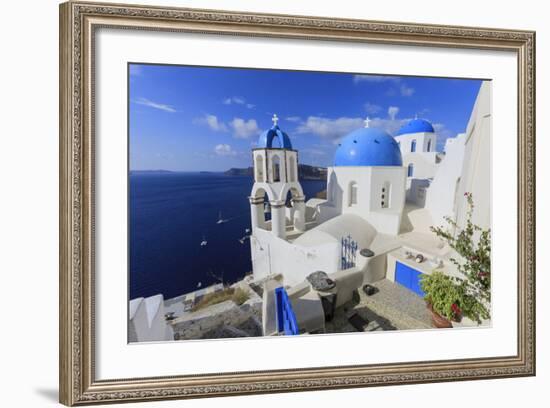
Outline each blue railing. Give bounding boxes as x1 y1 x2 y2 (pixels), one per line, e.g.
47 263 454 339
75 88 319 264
341 234 358 270
275 287 299 335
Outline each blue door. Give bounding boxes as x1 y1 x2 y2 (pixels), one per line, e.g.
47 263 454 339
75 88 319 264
395 262 425 297
275 287 299 335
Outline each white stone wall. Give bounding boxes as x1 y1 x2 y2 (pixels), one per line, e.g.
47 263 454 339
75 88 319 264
402 152 439 180
251 227 340 286
425 82 491 231
425 133 467 226
455 81 492 231
129 294 174 343
395 131 437 155
324 166 406 235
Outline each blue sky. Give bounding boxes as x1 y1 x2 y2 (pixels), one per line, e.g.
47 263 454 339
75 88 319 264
129 64 483 171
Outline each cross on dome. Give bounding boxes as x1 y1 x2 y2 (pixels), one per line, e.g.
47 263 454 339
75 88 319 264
272 114 279 126
364 116 371 128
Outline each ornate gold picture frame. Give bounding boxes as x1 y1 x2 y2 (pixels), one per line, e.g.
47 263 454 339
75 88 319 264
59 1 535 405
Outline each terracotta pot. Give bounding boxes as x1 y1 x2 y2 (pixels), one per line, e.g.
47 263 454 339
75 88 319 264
427 303 453 328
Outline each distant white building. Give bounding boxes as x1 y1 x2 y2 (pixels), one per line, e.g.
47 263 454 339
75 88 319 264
249 82 491 313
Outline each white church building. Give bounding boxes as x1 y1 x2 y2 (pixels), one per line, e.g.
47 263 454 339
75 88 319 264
249 82 491 334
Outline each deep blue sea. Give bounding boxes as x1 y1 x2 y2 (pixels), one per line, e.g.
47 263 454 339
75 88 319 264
129 172 325 300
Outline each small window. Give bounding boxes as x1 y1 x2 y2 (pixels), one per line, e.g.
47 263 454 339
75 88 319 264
255 155 264 182
407 164 414 177
381 182 391 208
411 140 416 152
427 139 432 152
272 155 281 182
349 182 358 206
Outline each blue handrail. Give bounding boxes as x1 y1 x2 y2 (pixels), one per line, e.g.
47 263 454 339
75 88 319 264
275 287 299 335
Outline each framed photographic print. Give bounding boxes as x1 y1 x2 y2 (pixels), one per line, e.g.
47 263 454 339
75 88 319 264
59 1 536 405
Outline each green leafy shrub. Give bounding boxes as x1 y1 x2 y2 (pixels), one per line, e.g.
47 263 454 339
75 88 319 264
420 271 464 321
423 193 491 324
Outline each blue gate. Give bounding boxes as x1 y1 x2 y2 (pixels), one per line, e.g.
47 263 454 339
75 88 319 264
341 235 358 270
275 287 299 335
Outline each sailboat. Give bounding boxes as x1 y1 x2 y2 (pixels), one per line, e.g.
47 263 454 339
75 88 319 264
216 211 228 224
200 234 208 247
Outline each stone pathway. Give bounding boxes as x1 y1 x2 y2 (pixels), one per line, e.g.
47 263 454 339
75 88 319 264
326 279 433 333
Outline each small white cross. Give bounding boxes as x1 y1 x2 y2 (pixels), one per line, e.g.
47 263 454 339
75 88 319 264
272 113 279 126
364 116 371 128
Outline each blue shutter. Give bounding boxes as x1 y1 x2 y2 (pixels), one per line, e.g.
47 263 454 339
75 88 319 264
395 262 425 297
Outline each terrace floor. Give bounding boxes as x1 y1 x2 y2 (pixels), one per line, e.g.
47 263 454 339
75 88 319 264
325 279 433 333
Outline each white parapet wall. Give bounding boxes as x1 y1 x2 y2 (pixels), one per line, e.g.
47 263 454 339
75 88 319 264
129 294 174 343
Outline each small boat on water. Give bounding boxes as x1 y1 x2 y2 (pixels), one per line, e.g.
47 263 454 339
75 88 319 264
216 211 229 224
200 234 208 247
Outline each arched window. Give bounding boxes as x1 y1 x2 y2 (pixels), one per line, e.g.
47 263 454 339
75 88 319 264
407 163 414 177
255 155 264 182
411 140 417 152
272 155 281 182
427 139 432 152
349 182 358 207
288 158 296 182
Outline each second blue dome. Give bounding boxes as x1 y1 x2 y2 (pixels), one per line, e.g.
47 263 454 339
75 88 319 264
334 127 402 167
396 118 435 136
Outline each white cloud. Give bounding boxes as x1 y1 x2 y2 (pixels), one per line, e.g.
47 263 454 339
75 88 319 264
353 74 400 84
354 75 415 97
214 144 237 156
364 103 382 115
293 113 454 152
296 116 363 143
400 84 415 97
369 117 407 135
285 116 302 123
388 106 400 121
194 114 228 132
432 123 457 150
134 97 176 113
230 118 260 139
223 96 255 109
129 65 143 77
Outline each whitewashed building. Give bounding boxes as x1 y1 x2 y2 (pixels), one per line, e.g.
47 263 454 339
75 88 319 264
249 82 491 332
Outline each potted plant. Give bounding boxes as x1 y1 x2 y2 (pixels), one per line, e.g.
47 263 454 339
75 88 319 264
421 271 463 327
421 193 491 328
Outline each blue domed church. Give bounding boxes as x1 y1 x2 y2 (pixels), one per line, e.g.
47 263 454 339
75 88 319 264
319 119 406 236
247 82 492 335
249 116 408 296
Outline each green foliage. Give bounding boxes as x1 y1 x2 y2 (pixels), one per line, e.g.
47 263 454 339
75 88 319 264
420 272 463 321
424 193 491 324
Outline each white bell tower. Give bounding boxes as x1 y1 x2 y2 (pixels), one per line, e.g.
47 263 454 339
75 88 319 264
249 114 306 239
